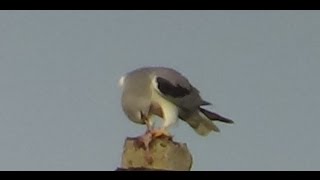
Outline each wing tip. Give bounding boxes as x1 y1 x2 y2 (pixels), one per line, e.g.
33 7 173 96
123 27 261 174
199 108 234 124
201 100 212 106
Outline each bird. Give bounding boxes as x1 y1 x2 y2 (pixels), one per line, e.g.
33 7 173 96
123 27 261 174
118 66 233 147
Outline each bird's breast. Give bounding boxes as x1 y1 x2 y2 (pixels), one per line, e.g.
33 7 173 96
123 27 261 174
150 86 179 124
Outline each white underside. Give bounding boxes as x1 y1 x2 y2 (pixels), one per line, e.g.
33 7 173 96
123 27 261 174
151 77 179 129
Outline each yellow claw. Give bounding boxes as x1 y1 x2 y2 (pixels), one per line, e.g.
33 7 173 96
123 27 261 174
150 128 172 139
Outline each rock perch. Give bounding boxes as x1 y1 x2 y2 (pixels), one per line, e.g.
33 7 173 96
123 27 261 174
116 136 193 171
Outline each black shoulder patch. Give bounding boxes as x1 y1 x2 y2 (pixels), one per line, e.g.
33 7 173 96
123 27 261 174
156 77 190 98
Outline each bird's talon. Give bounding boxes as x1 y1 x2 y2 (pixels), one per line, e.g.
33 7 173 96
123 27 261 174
150 129 172 139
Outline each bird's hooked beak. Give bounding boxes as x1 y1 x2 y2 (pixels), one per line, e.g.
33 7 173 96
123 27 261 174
118 75 126 88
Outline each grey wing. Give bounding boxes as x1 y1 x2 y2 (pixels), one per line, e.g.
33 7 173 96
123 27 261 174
152 68 210 111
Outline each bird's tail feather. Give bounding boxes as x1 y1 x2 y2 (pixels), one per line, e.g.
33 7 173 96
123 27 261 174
181 108 233 136
182 108 233 136
182 111 220 136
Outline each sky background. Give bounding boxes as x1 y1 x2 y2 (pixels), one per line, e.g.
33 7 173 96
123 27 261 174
0 10 319 171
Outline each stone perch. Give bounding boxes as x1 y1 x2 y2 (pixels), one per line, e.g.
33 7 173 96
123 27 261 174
116 136 193 171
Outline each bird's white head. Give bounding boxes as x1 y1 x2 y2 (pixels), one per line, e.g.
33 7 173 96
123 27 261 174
118 75 126 88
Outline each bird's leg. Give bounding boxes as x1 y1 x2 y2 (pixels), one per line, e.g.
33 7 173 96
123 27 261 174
150 114 175 140
150 127 172 140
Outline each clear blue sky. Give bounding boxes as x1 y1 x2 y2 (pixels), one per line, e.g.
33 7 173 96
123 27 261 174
0 11 319 170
